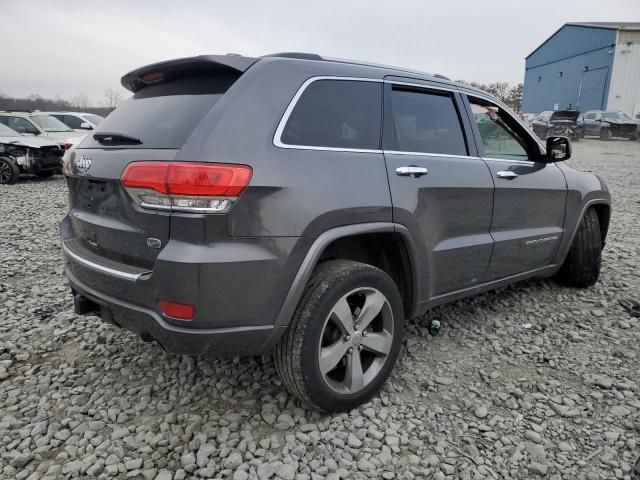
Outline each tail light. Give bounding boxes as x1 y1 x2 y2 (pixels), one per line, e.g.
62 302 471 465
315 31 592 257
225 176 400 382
63 143 73 150
121 161 252 213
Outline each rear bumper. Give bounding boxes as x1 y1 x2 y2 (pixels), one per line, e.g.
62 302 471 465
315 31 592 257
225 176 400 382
60 213 305 356
66 267 286 356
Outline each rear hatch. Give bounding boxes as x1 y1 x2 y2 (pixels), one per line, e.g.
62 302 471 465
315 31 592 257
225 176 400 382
65 56 256 269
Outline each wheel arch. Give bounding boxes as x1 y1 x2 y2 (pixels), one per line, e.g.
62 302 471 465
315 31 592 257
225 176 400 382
556 199 611 265
274 223 421 326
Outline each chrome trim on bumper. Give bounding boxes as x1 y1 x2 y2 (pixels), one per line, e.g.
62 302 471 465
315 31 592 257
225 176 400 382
62 242 149 281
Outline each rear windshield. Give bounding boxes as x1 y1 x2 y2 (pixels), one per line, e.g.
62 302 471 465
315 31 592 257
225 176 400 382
81 74 238 149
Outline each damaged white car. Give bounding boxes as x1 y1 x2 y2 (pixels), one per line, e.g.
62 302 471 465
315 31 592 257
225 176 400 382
0 123 64 184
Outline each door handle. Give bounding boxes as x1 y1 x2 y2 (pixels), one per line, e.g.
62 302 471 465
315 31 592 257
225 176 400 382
496 170 518 180
396 166 428 177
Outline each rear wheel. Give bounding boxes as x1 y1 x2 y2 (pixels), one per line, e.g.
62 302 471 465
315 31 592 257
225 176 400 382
274 260 404 412
600 128 611 141
0 157 19 184
556 208 602 288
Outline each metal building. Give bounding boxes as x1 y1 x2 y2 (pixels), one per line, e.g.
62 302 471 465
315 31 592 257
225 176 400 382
523 22 640 116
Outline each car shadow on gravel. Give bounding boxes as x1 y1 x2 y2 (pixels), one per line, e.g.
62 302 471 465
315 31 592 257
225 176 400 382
57 276 558 416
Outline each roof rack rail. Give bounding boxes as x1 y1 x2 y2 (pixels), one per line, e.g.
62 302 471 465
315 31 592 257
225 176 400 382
263 52 324 61
433 74 450 80
0 109 32 113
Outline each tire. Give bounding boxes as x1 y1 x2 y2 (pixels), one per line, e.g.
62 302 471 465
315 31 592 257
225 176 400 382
600 128 611 141
35 170 56 178
556 208 602 288
0 157 20 185
274 260 404 412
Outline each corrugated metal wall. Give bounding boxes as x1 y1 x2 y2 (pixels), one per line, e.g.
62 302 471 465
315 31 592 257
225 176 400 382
607 30 640 116
522 25 616 113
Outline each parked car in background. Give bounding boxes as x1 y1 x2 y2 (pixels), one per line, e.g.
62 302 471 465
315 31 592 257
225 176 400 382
0 122 64 184
632 112 640 140
61 53 611 411
46 111 104 132
0 111 85 146
531 110 582 141
581 110 638 140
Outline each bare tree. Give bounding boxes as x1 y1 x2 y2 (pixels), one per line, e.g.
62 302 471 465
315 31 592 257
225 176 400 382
70 93 90 110
103 88 123 109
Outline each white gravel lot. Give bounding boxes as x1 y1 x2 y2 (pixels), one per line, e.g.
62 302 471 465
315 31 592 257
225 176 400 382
0 139 639 480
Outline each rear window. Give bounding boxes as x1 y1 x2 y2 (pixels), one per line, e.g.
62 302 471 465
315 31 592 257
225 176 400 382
81 74 238 149
280 79 382 150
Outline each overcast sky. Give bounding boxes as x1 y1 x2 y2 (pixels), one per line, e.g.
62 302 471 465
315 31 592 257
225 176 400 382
3 0 639 105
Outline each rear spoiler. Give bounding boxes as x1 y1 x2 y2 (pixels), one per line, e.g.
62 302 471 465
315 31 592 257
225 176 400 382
121 54 259 93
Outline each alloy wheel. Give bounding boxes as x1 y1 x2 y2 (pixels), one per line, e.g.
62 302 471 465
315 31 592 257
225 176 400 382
0 161 13 184
318 287 394 394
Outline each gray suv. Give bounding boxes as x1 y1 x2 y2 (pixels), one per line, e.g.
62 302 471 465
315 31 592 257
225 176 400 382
61 53 611 412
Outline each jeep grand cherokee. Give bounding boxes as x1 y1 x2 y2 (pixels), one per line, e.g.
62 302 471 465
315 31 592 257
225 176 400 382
61 53 610 411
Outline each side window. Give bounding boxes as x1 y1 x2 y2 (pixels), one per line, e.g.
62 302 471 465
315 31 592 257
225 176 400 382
63 115 83 129
6 117 40 134
585 112 595 120
280 80 382 150
388 88 467 155
595 112 603 121
470 101 531 160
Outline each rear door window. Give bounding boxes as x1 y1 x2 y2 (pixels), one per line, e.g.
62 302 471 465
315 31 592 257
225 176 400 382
280 79 382 150
387 88 468 156
81 74 238 149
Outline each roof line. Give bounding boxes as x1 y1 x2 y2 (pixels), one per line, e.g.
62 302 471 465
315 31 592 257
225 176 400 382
525 22 621 59
526 43 614 69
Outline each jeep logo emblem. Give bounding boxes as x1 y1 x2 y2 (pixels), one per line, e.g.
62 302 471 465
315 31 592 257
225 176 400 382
146 238 162 249
76 155 92 173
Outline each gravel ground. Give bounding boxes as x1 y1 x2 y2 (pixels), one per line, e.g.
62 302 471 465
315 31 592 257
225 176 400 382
1 138 639 480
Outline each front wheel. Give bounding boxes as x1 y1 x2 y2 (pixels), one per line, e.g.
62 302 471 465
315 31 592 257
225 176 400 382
274 260 404 412
556 208 602 288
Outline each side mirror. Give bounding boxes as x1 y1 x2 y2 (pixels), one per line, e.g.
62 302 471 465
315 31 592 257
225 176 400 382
79 122 93 130
546 136 571 162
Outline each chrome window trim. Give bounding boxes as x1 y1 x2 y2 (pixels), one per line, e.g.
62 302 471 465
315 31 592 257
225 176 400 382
483 157 535 165
273 75 481 160
483 157 558 167
383 79 456 93
383 150 480 160
62 242 149 281
273 76 383 153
